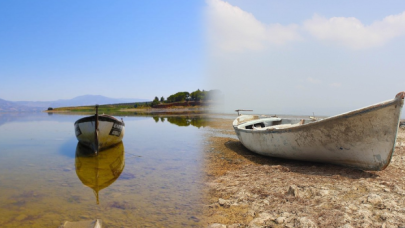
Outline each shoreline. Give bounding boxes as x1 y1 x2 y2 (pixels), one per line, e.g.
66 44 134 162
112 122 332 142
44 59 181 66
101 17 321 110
44 107 210 116
203 117 405 227
44 107 208 113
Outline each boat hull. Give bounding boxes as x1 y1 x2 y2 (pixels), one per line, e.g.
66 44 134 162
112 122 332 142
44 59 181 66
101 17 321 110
74 115 125 151
233 95 404 171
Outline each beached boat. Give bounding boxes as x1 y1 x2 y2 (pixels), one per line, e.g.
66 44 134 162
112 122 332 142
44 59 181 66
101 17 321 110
233 92 405 171
74 105 125 153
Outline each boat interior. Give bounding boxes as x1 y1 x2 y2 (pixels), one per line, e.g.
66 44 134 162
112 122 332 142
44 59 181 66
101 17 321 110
236 117 312 130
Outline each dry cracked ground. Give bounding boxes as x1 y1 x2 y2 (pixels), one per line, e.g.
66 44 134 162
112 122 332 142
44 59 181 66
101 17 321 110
202 117 405 228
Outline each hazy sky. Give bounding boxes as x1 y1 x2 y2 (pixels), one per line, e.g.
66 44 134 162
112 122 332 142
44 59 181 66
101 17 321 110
0 1 205 101
1 1 405 118
206 0 405 117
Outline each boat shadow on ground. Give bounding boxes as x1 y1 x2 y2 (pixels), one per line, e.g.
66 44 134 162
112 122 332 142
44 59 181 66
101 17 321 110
224 140 378 180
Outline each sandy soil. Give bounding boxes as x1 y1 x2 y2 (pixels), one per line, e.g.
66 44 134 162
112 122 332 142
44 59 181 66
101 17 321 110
202 117 405 228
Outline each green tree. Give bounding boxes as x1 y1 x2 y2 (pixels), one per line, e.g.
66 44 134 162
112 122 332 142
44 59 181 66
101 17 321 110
167 92 190 103
151 96 160 107
191 89 204 101
160 96 165 102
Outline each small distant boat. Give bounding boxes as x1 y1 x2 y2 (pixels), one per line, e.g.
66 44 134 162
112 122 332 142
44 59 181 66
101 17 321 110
74 105 125 153
233 92 405 171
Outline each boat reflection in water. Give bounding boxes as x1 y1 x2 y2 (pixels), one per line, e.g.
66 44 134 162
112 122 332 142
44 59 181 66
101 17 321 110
75 141 125 204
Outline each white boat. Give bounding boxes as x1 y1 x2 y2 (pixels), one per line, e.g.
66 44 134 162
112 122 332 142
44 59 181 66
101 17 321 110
74 106 125 153
233 92 405 171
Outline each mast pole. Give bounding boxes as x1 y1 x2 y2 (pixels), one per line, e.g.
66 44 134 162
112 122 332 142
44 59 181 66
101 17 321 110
94 105 99 154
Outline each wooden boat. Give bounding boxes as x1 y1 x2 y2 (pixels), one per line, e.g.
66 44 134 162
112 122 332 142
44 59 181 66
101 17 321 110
74 105 125 153
233 92 405 171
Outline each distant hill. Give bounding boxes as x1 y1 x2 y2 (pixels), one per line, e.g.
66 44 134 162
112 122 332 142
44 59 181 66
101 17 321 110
0 95 149 112
0 98 41 112
16 95 148 108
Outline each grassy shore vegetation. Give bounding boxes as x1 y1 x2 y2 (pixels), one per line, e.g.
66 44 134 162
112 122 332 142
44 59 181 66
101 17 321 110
47 101 153 113
46 89 219 114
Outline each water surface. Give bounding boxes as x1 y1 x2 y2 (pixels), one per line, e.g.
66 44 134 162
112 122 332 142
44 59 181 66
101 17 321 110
0 112 207 227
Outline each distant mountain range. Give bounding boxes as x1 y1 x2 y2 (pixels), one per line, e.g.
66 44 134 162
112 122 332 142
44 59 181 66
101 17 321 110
0 95 149 112
0 98 38 112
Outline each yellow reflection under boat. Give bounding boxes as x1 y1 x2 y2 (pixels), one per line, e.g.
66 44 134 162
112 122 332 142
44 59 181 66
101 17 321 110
75 141 125 204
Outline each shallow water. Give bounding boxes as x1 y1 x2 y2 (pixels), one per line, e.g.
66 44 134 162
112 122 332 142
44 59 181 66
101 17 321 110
0 112 207 227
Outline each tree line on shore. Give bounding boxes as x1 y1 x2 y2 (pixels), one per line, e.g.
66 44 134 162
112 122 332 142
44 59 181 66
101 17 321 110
150 89 219 107
45 89 221 110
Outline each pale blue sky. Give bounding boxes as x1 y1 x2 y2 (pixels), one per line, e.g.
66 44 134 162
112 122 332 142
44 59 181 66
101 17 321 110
206 0 405 117
0 1 205 101
223 0 405 25
1 1 405 118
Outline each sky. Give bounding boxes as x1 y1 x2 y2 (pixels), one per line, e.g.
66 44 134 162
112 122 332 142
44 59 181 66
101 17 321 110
0 1 205 102
1 1 405 118
206 0 405 117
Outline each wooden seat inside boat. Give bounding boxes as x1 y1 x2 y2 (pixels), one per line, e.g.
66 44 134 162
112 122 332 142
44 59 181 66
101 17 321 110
238 117 302 130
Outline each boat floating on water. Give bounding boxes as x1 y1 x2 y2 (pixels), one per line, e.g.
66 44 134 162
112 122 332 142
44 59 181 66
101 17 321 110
233 92 405 171
74 105 125 153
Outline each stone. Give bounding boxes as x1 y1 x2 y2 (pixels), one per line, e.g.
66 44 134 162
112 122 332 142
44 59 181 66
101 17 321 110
276 217 286 224
248 213 275 227
218 198 230 206
343 213 352 223
361 221 372 228
247 209 256 217
189 216 200 222
367 194 382 205
383 200 397 209
340 224 353 228
281 212 291 218
348 204 358 211
394 185 404 194
208 223 226 228
319 190 329 196
357 209 372 219
287 185 300 197
380 211 392 220
295 217 317 228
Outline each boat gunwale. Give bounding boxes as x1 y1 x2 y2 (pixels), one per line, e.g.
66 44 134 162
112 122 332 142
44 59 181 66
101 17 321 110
74 115 125 126
234 97 403 134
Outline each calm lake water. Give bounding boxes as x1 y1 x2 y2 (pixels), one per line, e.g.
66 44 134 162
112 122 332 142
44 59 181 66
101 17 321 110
0 112 209 227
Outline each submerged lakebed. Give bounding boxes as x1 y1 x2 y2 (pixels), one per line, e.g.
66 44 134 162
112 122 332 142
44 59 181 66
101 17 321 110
0 112 209 227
